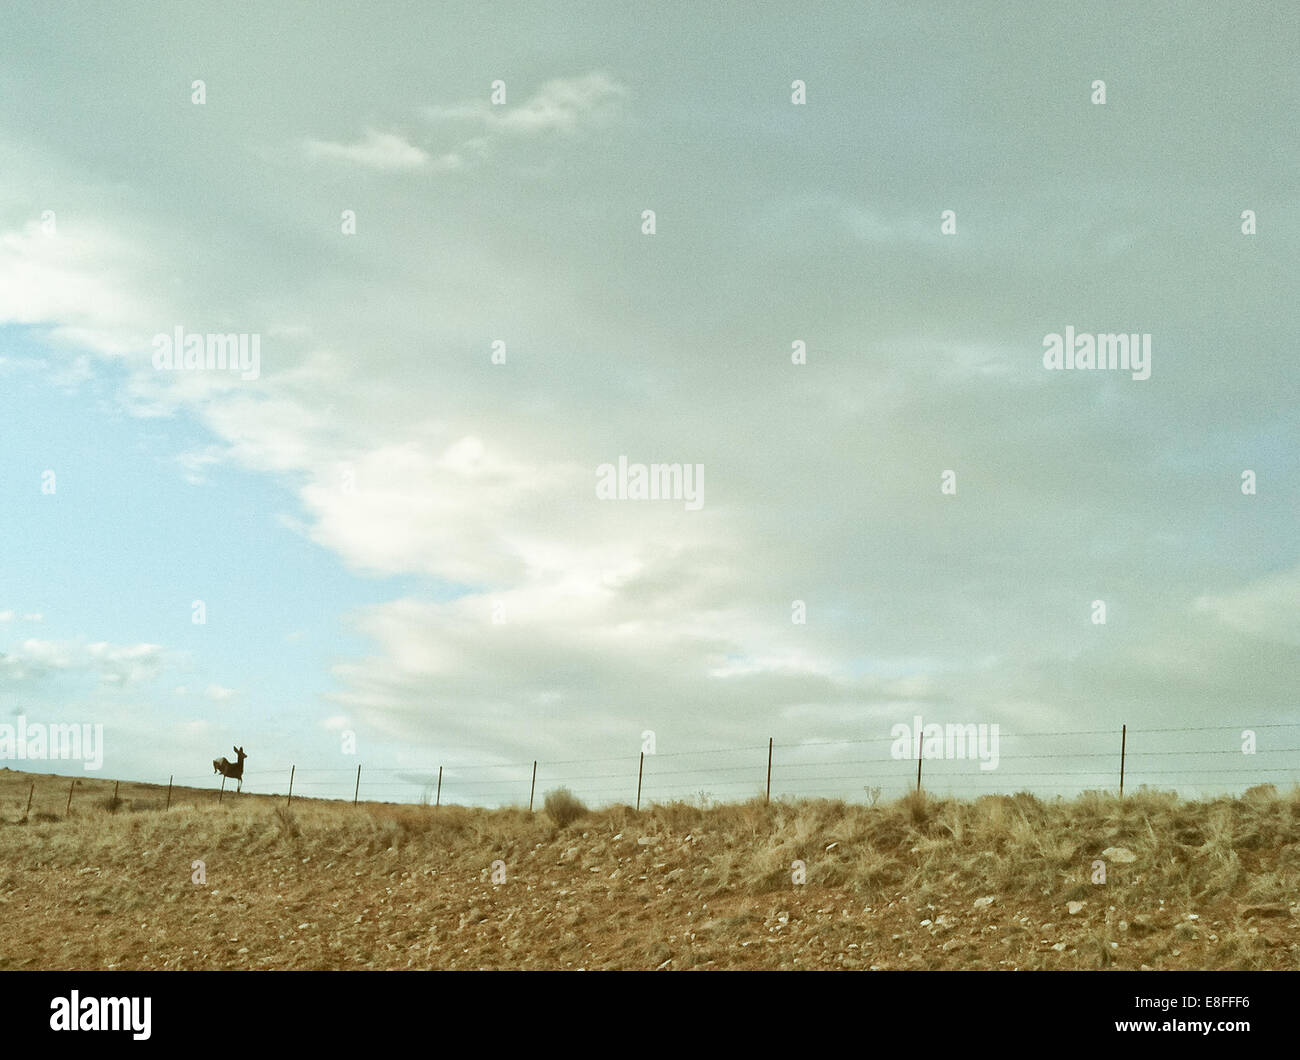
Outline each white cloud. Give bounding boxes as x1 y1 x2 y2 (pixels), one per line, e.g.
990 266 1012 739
500 72 625 133
0 221 157 355
0 639 165 685
425 72 625 135
294 432 586 583
1194 566 1300 647
176 445 230 486
300 74 624 183
302 128 445 171
417 72 626 174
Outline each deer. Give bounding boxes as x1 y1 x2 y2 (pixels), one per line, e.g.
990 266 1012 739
212 746 248 792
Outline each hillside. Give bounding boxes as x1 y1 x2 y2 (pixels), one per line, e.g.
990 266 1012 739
0 768 1296 970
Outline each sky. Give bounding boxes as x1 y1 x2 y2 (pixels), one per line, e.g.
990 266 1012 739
0 1 1296 807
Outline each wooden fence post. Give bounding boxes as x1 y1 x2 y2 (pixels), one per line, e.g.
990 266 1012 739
1119 724 1127 797
916 744 923 794
111 780 119 811
354 764 361 806
766 738 773 804
529 761 537 812
637 752 644 811
66 778 75 815
219 774 226 804
165 775 173 811
436 765 442 809
24 781 34 820
287 765 295 808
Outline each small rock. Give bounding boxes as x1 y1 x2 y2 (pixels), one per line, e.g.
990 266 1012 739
1100 846 1137 864
636 836 657 847
1068 901 1086 916
973 896 995 909
1052 942 1067 952
76 867 100 875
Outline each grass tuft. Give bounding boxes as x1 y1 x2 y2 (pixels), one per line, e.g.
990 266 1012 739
543 787 587 827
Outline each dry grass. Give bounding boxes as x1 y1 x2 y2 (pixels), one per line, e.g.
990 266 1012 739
543 787 587 828
0 767 1296 970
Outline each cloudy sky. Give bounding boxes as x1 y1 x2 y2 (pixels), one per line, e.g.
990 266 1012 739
1 1 1295 806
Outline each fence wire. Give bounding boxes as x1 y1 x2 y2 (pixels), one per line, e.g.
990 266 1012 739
137 722 1300 810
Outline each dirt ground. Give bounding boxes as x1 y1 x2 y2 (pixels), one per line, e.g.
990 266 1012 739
1 768 1295 970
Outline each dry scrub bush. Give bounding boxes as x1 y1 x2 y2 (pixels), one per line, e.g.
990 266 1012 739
544 787 587 827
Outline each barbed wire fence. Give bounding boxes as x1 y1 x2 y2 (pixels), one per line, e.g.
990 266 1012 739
152 721 1300 812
